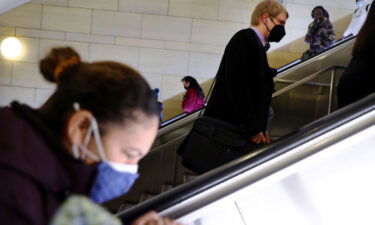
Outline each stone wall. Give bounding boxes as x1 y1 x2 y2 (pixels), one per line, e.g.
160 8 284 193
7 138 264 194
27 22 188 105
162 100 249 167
0 0 355 121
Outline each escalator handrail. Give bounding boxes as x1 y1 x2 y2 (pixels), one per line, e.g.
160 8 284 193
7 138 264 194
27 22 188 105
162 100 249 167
119 93 375 224
158 64 347 137
272 65 347 97
159 35 356 131
276 34 356 74
160 107 203 129
158 110 201 136
276 36 356 79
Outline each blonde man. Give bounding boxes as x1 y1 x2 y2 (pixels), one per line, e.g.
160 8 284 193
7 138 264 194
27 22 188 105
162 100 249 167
204 0 288 146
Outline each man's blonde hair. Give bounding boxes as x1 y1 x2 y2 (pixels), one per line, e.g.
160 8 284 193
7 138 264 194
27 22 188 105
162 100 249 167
251 0 289 26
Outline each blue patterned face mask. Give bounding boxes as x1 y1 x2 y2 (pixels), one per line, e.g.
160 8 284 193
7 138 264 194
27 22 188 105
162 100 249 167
90 162 139 203
71 103 140 203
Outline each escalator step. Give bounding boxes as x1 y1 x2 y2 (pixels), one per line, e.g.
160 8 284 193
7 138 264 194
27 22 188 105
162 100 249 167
183 174 197 184
116 202 136 213
139 193 158 203
161 183 174 193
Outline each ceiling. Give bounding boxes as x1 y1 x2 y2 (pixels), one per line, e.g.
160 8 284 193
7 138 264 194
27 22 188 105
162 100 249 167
0 0 29 14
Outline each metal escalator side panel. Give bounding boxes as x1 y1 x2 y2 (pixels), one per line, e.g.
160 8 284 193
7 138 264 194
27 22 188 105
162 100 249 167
161 99 375 221
118 94 375 224
175 119 375 225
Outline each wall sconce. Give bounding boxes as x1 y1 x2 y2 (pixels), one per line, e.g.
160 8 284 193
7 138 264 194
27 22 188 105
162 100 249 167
1 37 23 60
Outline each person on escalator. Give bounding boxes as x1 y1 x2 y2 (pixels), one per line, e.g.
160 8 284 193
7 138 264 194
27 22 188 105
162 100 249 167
181 76 205 114
153 88 163 123
302 6 336 60
204 0 288 145
341 0 373 39
0 47 180 225
337 2 375 108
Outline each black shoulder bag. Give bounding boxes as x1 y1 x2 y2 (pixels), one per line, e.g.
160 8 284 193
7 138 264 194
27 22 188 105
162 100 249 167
177 78 260 174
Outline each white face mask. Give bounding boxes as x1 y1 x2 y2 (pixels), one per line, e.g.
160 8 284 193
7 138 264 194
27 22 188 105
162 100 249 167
71 103 138 174
106 161 138 174
357 0 365 8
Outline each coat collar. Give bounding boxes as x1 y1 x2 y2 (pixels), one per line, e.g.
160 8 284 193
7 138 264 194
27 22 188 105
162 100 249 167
0 102 97 195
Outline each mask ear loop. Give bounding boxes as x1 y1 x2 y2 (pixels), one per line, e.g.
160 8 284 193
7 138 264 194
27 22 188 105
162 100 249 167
71 102 82 159
81 125 93 160
264 18 271 33
72 142 100 161
72 102 102 162
80 145 100 161
72 143 80 159
90 117 108 161
264 17 272 42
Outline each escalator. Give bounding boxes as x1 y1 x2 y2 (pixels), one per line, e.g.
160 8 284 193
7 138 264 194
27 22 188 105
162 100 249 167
155 35 356 145
119 93 375 225
103 35 357 212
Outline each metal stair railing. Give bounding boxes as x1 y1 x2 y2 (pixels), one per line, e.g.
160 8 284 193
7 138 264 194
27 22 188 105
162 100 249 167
157 65 347 140
273 65 347 114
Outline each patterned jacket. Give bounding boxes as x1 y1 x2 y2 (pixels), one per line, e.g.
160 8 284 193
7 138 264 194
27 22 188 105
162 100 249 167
305 17 336 54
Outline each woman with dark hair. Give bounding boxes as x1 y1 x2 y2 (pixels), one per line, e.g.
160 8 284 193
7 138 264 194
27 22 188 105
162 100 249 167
303 6 336 58
181 76 205 113
0 47 179 225
337 2 375 108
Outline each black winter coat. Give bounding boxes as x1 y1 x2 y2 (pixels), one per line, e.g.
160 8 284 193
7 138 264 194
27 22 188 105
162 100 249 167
0 102 97 225
337 32 375 108
204 28 276 138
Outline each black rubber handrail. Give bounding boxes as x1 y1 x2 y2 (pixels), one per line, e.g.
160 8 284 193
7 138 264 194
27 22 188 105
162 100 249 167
276 34 355 74
159 35 356 129
159 107 202 128
119 93 375 224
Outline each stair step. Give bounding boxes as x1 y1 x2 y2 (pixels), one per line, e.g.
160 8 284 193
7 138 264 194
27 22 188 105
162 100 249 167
139 193 158 203
116 202 136 213
183 174 197 184
161 183 174 193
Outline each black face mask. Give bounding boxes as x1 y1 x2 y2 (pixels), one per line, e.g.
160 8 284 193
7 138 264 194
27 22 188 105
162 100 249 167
268 25 286 42
265 18 286 43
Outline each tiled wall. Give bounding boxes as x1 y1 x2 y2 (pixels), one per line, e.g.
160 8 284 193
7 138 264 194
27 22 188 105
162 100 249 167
0 0 355 120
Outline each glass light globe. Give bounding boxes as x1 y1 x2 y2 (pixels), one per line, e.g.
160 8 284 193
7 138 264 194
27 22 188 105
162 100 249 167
1 37 23 59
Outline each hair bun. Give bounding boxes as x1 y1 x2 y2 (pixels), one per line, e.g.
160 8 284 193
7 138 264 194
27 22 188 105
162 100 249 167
39 47 81 83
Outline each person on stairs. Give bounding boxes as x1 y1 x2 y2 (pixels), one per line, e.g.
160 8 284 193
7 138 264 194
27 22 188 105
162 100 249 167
204 0 288 145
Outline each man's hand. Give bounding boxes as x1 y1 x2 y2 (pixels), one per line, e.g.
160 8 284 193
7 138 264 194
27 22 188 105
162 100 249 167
250 131 271 144
250 132 266 144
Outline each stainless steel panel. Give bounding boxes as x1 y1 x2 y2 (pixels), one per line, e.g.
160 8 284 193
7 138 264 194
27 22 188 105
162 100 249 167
169 113 375 224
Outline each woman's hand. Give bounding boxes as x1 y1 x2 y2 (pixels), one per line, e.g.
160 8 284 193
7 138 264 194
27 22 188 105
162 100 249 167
131 211 183 225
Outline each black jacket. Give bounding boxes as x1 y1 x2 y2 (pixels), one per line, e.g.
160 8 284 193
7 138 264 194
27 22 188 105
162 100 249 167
337 32 375 108
204 28 275 138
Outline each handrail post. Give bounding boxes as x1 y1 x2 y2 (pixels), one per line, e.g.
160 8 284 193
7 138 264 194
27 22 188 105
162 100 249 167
328 67 336 114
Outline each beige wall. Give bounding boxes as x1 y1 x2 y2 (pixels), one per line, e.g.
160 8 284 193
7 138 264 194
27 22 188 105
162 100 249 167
0 0 355 120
